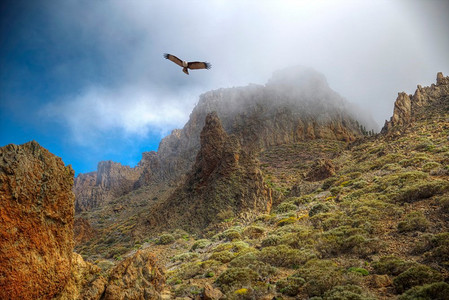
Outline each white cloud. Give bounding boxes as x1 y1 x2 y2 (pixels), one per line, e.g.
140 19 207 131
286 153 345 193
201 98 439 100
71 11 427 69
44 85 199 146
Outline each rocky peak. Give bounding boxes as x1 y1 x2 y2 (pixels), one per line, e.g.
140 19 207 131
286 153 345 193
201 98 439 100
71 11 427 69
74 160 142 212
0 141 75 299
146 112 272 233
382 72 449 133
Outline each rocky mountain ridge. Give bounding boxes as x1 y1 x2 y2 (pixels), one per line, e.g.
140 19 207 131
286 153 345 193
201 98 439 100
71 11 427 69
74 67 367 214
382 72 449 133
146 112 273 233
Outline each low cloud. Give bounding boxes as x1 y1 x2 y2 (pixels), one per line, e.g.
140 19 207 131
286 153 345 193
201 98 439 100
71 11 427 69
43 85 199 146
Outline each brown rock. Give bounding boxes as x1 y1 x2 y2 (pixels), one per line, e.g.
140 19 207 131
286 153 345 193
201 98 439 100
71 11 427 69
56 253 106 300
0 141 75 299
203 283 223 300
103 249 165 300
367 274 393 288
382 72 449 133
74 217 96 245
305 159 336 181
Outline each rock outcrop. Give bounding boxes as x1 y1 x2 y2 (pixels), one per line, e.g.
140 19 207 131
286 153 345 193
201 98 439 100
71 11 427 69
0 141 166 299
305 159 336 181
381 72 449 133
146 112 273 233
103 250 165 300
74 161 142 212
0 141 75 299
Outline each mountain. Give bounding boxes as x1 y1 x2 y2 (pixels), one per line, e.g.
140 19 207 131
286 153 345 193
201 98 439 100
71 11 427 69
2 70 448 300
72 71 449 299
71 67 372 260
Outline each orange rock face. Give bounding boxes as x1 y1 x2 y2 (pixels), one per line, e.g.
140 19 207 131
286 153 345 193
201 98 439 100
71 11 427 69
0 141 75 299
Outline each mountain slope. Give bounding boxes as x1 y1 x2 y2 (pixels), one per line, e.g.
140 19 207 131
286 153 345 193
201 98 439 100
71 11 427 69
73 67 367 214
73 72 449 300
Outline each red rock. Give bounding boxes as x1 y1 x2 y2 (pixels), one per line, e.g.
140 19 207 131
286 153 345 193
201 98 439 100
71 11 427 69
0 141 75 299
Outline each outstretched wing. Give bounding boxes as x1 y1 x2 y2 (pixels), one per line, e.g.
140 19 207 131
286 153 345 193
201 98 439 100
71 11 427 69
164 53 184 67
188 61 211 70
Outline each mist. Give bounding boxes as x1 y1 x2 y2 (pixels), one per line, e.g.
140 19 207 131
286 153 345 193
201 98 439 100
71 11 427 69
1 0 448 173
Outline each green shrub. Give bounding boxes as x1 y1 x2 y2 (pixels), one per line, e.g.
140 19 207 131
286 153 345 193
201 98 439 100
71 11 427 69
276 216 297 227
393 264 443 294
276 275 305 296
372 256 415 276
309 203 331 217
422 162 441 172
257 244 316 268
348 267 369 276
439 195 449 213
221 229 242 241
171 252 199 263
415 233 449 268
157 233 175 245
323 284 374 300
394 181 449 203
229 253 277 281
317 226 380 257
215 267 259 291
276 202 298 213
190 239 211 251
171 260 221 280
397 211 429 233
294 259 361 297
243 225 265 239
261 235 280 247
209 250 237 263
398 282 449 300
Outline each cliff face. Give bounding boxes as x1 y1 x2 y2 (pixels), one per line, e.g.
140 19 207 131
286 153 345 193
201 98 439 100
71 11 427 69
76 67 365 213
146 112 272 233
0 141 166 299
0 141 75 299
381 72 449 133
74 161 142 212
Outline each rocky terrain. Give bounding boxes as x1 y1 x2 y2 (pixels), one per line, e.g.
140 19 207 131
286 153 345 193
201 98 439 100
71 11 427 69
72 71 449 299
1 70 448 299
0 141 75 299
0 141 165 300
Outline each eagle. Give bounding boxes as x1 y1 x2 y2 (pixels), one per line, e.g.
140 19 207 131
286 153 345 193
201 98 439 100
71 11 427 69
163 53 211 75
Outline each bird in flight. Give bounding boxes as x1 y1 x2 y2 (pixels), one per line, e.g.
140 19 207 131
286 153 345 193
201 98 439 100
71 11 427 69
163 53 211 75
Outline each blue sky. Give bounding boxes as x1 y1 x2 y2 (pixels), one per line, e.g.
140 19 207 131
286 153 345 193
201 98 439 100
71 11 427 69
1 0 449 175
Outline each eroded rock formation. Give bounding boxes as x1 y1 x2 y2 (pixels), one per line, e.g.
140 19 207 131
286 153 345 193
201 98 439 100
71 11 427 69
382 72 449 133
103 250 165 300
0 141 75 299
146 112 273 233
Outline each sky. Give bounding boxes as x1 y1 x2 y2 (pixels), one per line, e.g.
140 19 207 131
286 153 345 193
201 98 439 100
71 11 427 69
1 0 449 175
